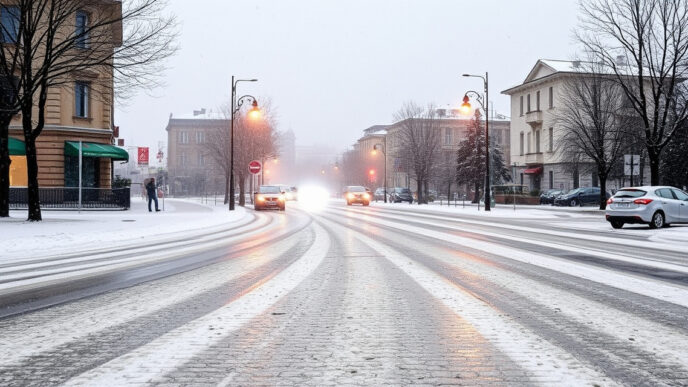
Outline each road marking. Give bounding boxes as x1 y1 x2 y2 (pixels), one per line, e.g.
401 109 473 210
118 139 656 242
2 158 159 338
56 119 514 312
62 222 331 386
324 207 688 308
0 232 304 368
315 215 617 386
361 205 688 253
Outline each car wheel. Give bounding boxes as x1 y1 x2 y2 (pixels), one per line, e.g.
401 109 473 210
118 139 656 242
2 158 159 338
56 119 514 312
570 198 579 207
610 220 624 229
649 211 665 229
363 201 370 206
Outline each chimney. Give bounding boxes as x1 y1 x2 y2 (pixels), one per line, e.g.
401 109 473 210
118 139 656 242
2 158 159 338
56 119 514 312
572 60 581 68
193 108 206 117
616 55 626 66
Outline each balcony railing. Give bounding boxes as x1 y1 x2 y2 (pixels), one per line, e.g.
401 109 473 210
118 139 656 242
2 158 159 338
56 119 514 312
9 187 131 210
525 110 543 125
524 152 544 165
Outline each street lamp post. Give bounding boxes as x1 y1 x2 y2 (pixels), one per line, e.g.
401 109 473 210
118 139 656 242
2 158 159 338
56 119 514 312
372 138 388 203
461 72 491 211
229 75 259 211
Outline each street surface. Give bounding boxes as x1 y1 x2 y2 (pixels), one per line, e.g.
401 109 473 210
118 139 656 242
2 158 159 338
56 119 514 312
1 200 688 386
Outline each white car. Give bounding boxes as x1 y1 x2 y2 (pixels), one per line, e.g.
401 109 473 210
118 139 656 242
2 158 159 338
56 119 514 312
605 186 688 229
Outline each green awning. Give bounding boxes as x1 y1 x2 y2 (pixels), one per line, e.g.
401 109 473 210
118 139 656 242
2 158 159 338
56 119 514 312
65 141 129 161
9 137 25 156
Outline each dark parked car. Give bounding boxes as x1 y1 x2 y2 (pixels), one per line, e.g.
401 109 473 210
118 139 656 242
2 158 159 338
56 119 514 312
373 187 387 202
254 185 286 211
344 185 371 206
389 187 413 203
539 189 562 205
553 187 610 207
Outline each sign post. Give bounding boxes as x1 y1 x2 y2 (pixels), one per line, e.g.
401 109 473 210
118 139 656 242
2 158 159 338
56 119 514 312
248 160 262 176
624 154 640 186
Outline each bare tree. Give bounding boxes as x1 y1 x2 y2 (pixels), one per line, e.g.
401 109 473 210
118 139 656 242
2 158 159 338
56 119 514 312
206 100 278 206
392 102 442 204
555 62 629 209
0 0 177 220
578 0 688 185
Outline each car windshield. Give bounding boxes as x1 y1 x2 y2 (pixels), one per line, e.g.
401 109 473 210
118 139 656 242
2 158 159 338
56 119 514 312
347 186 366 192
258 186 281 194
395 188 410 193
567 188 581 195
614 189 647 198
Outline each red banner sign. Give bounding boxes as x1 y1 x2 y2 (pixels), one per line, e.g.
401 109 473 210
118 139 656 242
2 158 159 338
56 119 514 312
138 147 149 166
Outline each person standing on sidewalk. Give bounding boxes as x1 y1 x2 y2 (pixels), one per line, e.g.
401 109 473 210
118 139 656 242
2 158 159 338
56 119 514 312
146 178 160 212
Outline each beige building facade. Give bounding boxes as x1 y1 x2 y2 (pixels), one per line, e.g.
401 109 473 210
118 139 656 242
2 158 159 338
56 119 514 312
6 1 126 188
385 113 510 190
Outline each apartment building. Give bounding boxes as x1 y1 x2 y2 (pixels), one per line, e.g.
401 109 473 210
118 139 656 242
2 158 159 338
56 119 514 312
5 1 127 189
165 109 227 196
502 59 600 192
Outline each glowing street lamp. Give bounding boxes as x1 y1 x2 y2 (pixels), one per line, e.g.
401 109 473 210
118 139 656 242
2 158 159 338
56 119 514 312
229 76 259 211
461 72 491 211
371 141 388 203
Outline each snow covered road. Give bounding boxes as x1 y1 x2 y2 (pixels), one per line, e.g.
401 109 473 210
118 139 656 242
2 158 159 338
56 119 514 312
0 200 687 385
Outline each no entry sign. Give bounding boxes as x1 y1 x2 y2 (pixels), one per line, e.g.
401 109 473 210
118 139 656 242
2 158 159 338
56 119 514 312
248 160 262 175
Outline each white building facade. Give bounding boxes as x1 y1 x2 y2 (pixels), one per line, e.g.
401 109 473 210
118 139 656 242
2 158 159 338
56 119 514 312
503 60 600 193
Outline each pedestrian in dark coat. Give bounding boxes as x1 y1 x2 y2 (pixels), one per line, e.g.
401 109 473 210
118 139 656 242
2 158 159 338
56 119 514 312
146 178 160 212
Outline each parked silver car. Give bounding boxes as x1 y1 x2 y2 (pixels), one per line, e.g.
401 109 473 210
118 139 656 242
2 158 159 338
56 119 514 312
605 186 688 229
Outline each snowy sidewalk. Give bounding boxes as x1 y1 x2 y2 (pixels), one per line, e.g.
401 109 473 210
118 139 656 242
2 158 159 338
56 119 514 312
371 201 603 219
0 198 252 263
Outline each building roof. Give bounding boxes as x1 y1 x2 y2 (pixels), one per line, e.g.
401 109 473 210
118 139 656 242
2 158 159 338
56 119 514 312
363 125 390 135
171 108 227 120
503 58 645 95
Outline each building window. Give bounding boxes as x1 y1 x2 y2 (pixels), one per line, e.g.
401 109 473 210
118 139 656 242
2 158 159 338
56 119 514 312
196 131 205 144
0 6 19 43
527 132 531 153
527 94 531 112
178 131 189 144
549 170 554 189
519 96 523 116
519 132 524 155
520 173 524 186
179 151 186 166
495 129 502 144
197 153 205 166
75 11 89 49
444 127 452 145
548 86 554 108
75 82 89 118
548 127 554 152
535 130 541 153
536 90 540 111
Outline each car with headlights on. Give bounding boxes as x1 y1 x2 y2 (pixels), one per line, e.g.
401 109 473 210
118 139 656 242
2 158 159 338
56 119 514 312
606 186 688 229
277 184 298 201
254 185 286 211
344 185 371 206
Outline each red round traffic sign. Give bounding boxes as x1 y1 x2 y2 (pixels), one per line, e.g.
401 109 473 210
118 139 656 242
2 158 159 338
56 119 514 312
248 160 262 175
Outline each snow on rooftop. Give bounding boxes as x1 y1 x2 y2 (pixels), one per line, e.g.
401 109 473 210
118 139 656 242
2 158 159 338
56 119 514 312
172 108 227 120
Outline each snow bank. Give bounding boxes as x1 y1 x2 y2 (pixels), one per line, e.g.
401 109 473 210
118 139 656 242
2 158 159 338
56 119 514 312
0 198 250 263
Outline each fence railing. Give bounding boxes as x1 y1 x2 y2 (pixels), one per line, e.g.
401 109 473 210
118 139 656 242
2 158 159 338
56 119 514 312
9 187 131 210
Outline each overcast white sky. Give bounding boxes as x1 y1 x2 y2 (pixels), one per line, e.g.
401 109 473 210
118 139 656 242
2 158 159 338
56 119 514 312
116 0 581 161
